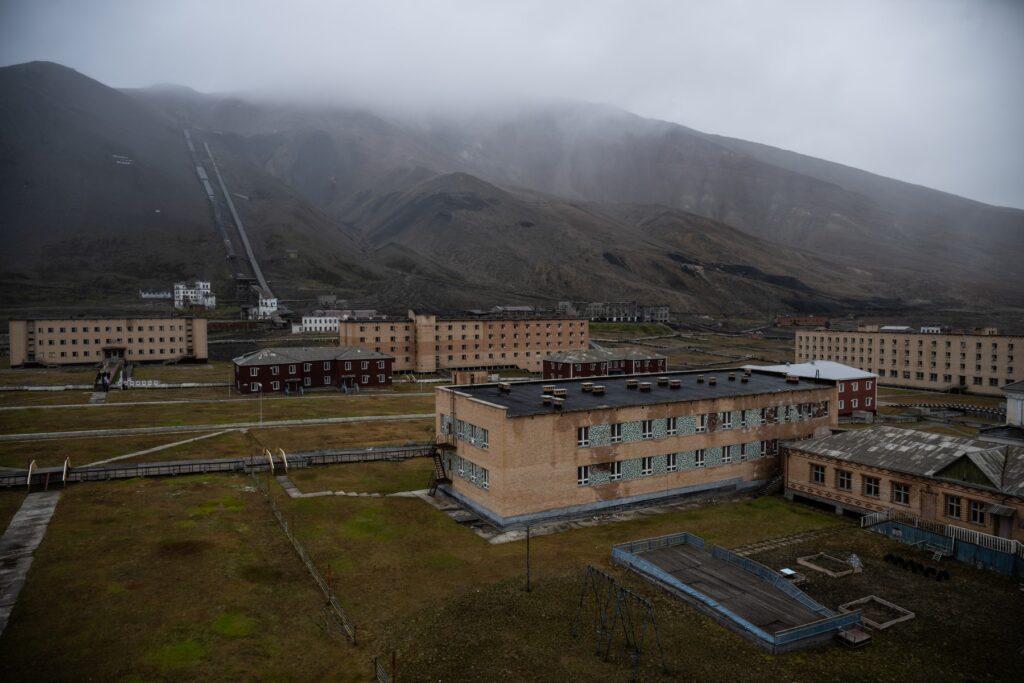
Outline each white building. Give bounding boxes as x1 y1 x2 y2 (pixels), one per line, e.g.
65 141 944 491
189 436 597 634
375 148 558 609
173 280 216 309
293 309 382 333
249 288 278 320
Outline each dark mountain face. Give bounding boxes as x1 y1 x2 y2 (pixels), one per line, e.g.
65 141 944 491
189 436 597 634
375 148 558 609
2 61 1021 319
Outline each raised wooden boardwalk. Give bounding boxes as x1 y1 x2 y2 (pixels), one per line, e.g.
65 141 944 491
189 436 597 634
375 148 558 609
0 492 62 637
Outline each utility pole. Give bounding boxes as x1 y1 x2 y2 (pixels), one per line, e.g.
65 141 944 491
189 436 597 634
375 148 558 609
526 525 532 592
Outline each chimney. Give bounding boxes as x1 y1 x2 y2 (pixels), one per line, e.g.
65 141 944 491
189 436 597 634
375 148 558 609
708 376 717 386
552 396 565 409
669 379 682 389
553 387 568 398
697 374 705 384
542 394 552 405
592 385 606 396
728 372 736 381
581 382 594 392
499 382 511 393
639 382 652 392
626 379 639 390
657 376 669 386
542 385 555 395
741 375 749 383
786 374 799 384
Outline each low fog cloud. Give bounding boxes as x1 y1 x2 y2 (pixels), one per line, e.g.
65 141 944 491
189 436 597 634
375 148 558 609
1 0 1022 207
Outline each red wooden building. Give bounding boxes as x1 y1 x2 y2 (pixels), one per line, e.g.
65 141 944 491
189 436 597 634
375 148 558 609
543 348 667 380
745 361 877 416
233 347 393 394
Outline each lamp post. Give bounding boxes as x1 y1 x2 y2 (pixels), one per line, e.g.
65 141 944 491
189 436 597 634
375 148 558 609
255 382 263 426
526 524 532 592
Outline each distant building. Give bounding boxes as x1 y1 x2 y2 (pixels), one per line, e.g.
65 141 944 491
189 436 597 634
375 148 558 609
979 380 1024 446
295 309 382 334
339 309 589 373
8 317 208 366
784 426 1024 543
745 361 877 416
173 280 216 309
558 301 670 323
248 288 278 320
139 289 172 300
773 314 829 328
543 348 668 380
795 326 1022 397
232 346 393 394
436 368 836 528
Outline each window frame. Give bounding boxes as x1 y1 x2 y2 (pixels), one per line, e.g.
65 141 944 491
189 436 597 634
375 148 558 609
577 426 590 447
577 465 590 487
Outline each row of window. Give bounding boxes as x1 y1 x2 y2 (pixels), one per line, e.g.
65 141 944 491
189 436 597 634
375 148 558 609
837 381 871 392
439 415 490 449
39 348 185 359
40 336 184 346
838 398 872 410
35 324 186 333
576 404 825 447
247 374 384 391
354 322 585 333
577 440 775 486
799 336 1014 351
246 360 385 377
808 464 989 526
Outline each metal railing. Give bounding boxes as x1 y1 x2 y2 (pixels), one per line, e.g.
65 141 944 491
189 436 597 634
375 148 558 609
863 508 1024 560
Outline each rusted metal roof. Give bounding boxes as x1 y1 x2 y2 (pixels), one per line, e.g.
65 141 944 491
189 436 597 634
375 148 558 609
788 426 1024 498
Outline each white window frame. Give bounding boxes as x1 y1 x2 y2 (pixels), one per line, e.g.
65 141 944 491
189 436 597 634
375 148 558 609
480 468 489 490
837 470 852 490
304 362 311 371
811 463 825 484
577 465 590 486
577 426 590 447
720 412 733 430
722 445 732 464
852 399 859 409
250 367 258 377
325 376 332 384
839 399 845 411
852 382 859 391
323 361 330 370
610 423 622 443
250 382 259 392
361 361 369 370
666 453 677 472
609 461 622 481
303 377 311 387
697 414 707 433
641 420 653 439
640 457 653 476
866 397 873 407
695 449 706 468
378 360 385 369
288 365 296 374
271 366 279 375
666 417 677 436
271 381 280 390
378 374 385 383
892 482 910 506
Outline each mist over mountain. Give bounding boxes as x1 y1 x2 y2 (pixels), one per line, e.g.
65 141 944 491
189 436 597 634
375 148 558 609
2 61 1022 318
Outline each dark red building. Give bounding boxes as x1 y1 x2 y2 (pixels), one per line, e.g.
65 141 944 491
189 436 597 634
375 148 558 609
233 347 393 394
543 348 668 380
746 361 877 416
774 314 829 328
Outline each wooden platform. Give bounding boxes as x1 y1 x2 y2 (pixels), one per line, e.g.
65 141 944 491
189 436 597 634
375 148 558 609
639 544 822 633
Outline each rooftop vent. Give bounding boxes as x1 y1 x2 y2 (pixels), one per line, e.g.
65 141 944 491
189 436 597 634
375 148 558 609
581 382 594 393
592 385 606 396
553 387 568 397
657 376 669 386
669 379 682 389
552 396 565 409
542 394 552 405
639 382 652 392
728 373 736 381
626 379 639 390
498 382 512 393
697 374 705 384
785 374 800 384
743 368 752 377
542 385 556 395
708 376 717 386
741 375 749 383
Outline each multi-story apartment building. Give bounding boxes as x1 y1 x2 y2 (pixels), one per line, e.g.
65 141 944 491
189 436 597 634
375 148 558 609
435 369 836 528
746 361 877 416
557 301 670 323
295 309 382 334
784 426 1023 543
795 325 1022 397
543 348 668 379
173 280 216 309
339 310 589 373
8 317 208 366
232 346 392 394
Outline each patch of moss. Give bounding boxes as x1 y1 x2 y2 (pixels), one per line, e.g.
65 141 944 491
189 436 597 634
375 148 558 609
211 612 256 637
144 639 206 669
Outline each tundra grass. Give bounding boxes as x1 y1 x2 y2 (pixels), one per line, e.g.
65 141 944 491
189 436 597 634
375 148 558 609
0 393 434 435
288 458 436 494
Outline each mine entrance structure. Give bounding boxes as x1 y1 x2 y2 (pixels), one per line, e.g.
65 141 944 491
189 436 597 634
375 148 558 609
570 564 667 681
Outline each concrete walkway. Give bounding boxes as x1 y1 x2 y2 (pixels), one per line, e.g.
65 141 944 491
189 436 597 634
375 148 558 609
0 491 62 637
83 430 233 467
0 413 435 443
275 474 424 499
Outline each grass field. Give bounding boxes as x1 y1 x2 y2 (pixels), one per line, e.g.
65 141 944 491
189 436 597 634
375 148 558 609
589 322 675 337
1 475 1019 681
288 459 436 494
0 362 97 386
0 419 436 469
0 393 434 435
129 361 228 383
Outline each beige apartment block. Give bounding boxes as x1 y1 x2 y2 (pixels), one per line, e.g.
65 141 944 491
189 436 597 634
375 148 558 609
339 310 589 373
795 327 1022 396
434 369 836 528
8 317 208 366
784 427 1023 543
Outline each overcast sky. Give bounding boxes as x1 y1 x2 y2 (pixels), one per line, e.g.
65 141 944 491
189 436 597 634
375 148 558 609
2 0 1022 208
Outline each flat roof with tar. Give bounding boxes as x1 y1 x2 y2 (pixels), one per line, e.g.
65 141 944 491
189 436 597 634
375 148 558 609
450 369 829 417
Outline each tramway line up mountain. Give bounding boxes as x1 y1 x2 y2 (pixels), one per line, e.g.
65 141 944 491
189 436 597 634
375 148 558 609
2 61 1021 316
